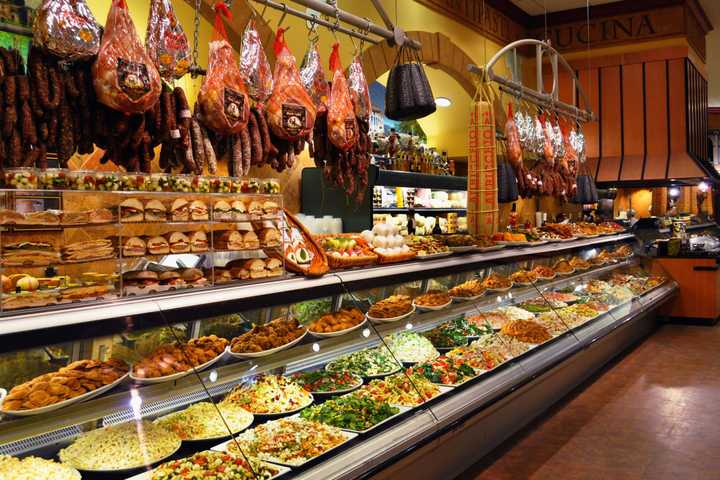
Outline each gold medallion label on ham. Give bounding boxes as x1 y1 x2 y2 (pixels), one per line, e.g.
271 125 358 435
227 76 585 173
92 0 161 114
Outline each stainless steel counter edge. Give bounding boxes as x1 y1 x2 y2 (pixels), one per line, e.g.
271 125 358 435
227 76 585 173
0 234 635 335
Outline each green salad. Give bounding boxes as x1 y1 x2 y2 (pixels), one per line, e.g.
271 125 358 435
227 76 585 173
423 326 467 349
300 393 400 431
326 347 401 377
442 317 492 337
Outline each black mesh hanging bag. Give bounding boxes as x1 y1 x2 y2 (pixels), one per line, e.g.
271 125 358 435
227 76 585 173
385 44 436 121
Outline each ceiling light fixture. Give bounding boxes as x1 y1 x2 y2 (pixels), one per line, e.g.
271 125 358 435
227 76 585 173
435 96 452 107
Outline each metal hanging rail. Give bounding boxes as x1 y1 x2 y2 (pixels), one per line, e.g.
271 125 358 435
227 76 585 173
250 0 378 44
249 0 421 49
469 39 595 123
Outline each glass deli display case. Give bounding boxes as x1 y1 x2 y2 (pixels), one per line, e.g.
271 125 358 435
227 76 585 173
0 234 677 480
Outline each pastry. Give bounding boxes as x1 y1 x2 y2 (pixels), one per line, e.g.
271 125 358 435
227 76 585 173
120 198 144 223
213 200 233 221
144 199 167 222
213 230 244 251
189 231 208 253
165 232 190 254
189 200 209 221
146 235 170 255
122 236 146 257
170 198 190 221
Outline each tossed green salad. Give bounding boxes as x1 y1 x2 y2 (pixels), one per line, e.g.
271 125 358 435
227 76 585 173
385 332 439 363
299 393 400 431
325 347 401 377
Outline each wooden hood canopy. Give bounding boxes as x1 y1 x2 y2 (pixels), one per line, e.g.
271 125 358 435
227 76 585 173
547 47 715 187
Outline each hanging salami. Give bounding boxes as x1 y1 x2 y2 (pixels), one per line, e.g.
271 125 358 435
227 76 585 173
299 38 329 113
266 28 316 141
145 0 192 80
92 0 161 114
326 43 358 152
348 55 371 121
239 19 273 106
33 0 101 61
197 2 250 135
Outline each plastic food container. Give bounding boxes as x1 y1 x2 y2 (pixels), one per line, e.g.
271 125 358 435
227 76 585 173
229 177 243 193
70 170 96 190
210 176 233 193
170 174 193 193
39 168 71 190
239 178 260 194
120 173 148 191
192 175 211 193
94 172 121 191
262 178 281 194
4 168 39 190
148 173 172 192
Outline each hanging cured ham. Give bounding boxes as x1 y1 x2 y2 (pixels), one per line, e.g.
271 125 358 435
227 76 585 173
239 19 273 106
300 39 330 113
347 55 371 121
92 0 161 114
266 28 316 141
197 2 250 135
33 0 102 61
145 0 192 80
326 43 358 152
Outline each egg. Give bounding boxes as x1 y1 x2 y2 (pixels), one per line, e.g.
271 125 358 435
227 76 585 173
361 230 374 244
389 236 400 248
376 247 387 255
394 234 404 247
374 236 387 248
372 223 387 236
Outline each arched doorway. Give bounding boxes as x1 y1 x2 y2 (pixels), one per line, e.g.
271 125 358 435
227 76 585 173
360 31 477 98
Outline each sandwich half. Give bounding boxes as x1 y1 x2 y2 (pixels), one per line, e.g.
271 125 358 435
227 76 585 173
120 198 144 223
144 200 167 222
165 232 190 254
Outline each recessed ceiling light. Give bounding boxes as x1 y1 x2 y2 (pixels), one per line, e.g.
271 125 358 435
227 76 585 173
435 97 452 107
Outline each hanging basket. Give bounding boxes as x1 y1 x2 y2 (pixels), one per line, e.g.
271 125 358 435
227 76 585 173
385 44 436 121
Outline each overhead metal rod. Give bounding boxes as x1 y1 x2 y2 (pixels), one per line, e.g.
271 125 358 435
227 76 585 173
275 0 422 49
468 64 594 123
251 0 379 44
